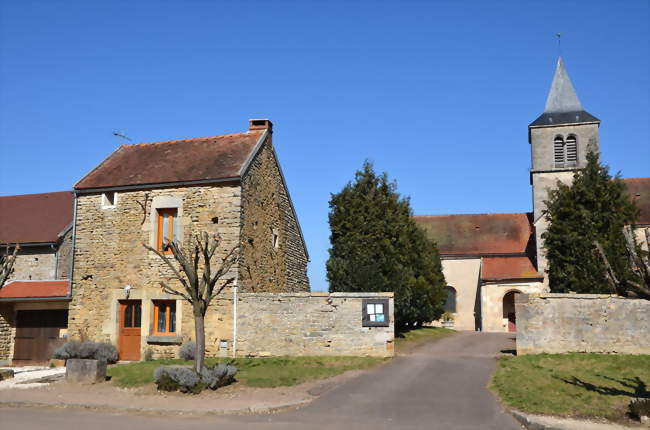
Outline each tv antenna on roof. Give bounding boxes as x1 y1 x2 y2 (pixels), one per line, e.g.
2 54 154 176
112 131 133 142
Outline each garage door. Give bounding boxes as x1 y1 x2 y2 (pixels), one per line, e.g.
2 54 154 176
13 309 68 366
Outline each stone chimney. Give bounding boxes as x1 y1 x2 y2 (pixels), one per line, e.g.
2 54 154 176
249 119 273 132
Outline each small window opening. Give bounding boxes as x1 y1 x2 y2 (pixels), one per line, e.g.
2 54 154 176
211 216 219 224
272 228 279 249
102 191 117 208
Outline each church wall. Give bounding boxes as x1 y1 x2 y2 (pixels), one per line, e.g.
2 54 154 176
480 281 544 333
516 294 650 355
433 258 481 331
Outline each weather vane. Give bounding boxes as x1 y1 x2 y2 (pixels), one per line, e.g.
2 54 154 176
556 33 562 56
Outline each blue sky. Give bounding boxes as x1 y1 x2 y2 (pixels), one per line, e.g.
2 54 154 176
1 1 648 291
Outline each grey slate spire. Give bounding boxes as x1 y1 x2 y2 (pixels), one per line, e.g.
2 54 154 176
544 57 583 113
530 57 599 127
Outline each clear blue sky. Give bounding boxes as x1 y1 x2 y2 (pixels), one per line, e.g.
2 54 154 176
1 1 648 291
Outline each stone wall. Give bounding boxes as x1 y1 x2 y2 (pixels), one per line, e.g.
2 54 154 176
55 227 73 279
0 304 14 363
516 293 650 355
9 246 56 281
239 137 309 292
236 292 394 357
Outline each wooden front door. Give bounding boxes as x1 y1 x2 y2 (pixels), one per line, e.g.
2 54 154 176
13 309 68 366
118 300 141 361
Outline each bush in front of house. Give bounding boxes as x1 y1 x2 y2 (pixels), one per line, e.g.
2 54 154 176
154 363 237 394
179 341 195 361
629 398 650 421
200 363 237 390
53 341 118 364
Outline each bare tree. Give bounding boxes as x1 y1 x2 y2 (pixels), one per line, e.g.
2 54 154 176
0 244 19 288
144 233 239 371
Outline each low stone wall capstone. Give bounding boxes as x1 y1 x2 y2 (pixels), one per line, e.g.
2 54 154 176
515 293 650 355
236 292 394 357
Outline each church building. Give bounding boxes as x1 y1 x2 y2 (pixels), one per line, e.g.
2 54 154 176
415 58 650 333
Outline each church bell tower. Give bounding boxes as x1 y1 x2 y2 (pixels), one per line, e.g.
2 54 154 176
529 57 600 278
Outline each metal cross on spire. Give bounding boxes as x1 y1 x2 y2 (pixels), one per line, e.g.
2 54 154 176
556 33 562 56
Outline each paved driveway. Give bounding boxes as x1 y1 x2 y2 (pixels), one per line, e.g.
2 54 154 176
1 332 522 430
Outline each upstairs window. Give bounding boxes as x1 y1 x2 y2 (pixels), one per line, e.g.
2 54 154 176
554 135 565 167
565 135 578 165
101 191 117 208
153 300 176 334
157 208 178 253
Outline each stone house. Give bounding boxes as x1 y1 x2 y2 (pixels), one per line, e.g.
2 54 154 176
69 119 309 360
415 57 650 333
0 191 74 365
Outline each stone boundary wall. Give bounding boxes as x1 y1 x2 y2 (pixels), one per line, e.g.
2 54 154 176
516 293 650 355
236 292 394 357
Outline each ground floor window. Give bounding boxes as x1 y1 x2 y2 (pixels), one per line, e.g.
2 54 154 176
153 300 176 334
444 286 457 313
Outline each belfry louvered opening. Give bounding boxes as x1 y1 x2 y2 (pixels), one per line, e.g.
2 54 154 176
566 135 577 165
554 135 565 167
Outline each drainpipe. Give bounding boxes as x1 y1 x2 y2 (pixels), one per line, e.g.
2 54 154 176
232 279 238 358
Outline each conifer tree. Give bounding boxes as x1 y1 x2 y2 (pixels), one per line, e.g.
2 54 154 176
327 161 446 328
543 151 641 295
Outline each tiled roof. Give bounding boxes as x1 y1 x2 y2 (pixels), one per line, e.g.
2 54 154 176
481 256 542 281
0 191 73 244
623 177 650 225
414 213 534 255
75 130 266 190
0 280 69 300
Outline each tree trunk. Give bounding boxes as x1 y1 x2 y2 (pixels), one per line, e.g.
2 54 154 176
194 313 205 372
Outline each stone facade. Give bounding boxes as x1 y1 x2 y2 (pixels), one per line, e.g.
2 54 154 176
480 281 544 333
236 292 394 357
55 228 73 279
69 134 310 360
6 227 73 282
239 138 309 292
0 304 14 362
10 247 57 281
436 259 481 331
516 293 650 355
69 183 243 357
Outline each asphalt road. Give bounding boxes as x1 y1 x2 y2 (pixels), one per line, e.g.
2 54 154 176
0 332 522 430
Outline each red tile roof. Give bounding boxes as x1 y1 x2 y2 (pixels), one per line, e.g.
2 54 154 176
481 256 542 280
414 213 534 255
0 191 74 244
623 177 650 225
0 280 69 299
75 130 266 190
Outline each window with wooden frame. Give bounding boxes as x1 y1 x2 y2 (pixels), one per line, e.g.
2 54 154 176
153 300 176 335
157 208 178 253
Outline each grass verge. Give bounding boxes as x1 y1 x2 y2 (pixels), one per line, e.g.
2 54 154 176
491 353 650 421
394 326 455 353
108 356 387 388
